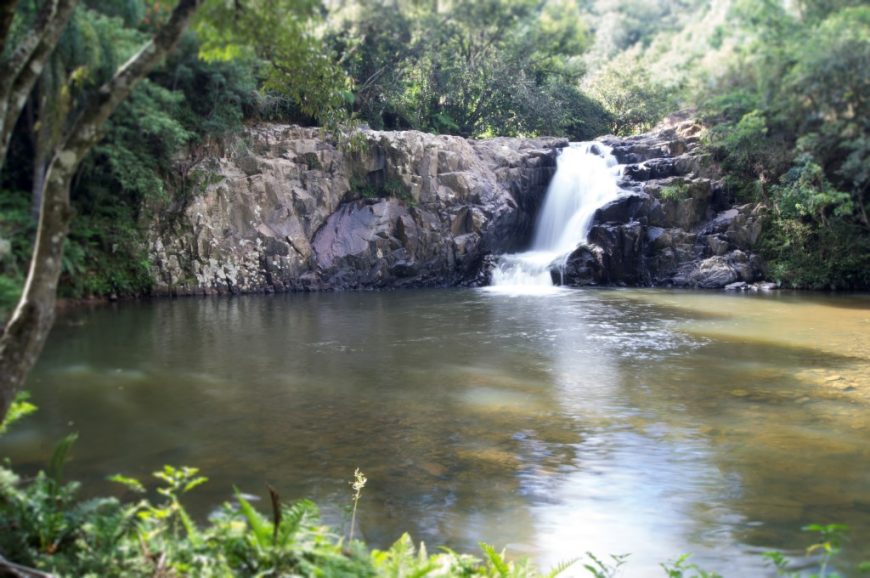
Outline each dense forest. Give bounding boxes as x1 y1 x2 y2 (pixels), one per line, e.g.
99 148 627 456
0 0 868 321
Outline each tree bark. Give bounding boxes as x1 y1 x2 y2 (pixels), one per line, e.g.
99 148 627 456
0 0 21 59
0 155 73 420
0 0 78 174
0 0 202 421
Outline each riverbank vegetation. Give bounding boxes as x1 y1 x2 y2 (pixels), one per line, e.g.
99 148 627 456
0 0 868 320
1 400 867 578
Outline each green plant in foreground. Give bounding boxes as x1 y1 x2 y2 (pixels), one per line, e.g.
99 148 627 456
1 405 869 577
0 392 36 435
349 467 367 543
584 552 629 578
763 523 857 578
661 553 722 578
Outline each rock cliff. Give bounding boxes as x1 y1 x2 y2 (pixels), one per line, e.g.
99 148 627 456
149 125 565 294
149 118 768 294
557 117 768 289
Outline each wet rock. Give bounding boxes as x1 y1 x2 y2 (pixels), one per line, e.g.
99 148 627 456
593 193 650 224
587 222 646 285
557 245 606 286
567 116 772 289
464 254 499 287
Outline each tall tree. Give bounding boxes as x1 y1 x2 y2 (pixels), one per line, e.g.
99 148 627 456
0 0 202 420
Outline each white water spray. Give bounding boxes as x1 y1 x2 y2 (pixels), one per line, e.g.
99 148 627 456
487 142 622 293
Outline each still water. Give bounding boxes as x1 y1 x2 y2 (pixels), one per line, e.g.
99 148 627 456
1 289 868 576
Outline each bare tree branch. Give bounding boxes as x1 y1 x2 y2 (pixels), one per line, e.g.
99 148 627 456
0 553 56 577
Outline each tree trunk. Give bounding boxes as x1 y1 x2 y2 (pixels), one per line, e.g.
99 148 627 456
29 78 56 220
31 157 47 219
0 156 73 418
0 0 202 421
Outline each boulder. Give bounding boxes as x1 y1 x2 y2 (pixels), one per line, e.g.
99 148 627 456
557 245 606 286
593 193 650 224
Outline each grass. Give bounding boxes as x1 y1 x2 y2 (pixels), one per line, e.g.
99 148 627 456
659 182 693 202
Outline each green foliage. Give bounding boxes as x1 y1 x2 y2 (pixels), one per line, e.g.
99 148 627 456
698 2 870 289
328 0 604 139
584 50 674 136
709 110 769 179
58 206 155 299
81 80 193 202
773 158 853 222
0 392 37 435
763 524 855 578
659 183 693 202
1 402 866 578
582 552 627 578
194 0 351 131
660 554 722 578
758 208 870 290
157 33 258 141
0 417 866 578
350 167 415 206
2 0 348 303
2 460 868 578
3 0 868 299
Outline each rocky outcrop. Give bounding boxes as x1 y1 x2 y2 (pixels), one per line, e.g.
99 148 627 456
149 126 565 294
557 115 768 289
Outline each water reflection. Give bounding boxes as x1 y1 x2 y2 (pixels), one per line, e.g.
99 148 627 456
0 289 868 577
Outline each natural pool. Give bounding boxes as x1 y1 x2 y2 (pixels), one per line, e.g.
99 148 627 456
1 288 868 576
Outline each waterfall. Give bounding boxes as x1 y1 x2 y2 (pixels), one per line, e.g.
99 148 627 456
487 142 622 293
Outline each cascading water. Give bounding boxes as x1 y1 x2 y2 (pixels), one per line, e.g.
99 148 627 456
487 142 622 293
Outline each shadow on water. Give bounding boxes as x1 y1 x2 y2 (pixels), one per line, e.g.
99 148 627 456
1 288 868 576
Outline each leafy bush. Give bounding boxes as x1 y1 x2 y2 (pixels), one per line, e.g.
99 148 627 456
2 453 867 578
659 183 693 202
698 3 870 289
583 49 674 136
328 0 607 139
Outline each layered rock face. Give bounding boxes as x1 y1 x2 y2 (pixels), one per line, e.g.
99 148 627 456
558 117 768 289
149 125 565 294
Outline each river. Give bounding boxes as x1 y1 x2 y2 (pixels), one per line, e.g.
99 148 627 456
1 288 868 576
